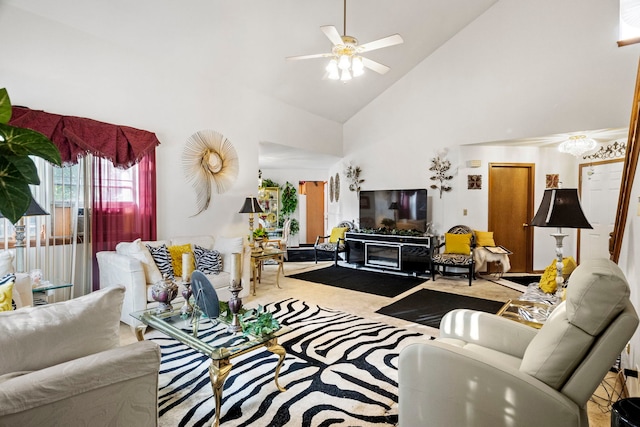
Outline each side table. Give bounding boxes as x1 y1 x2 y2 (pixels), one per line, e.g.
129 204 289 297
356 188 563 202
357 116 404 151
32 283 73 305
250 249 285 295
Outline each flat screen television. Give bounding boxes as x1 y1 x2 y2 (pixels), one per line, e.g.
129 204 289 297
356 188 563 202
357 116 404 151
359 189 428 232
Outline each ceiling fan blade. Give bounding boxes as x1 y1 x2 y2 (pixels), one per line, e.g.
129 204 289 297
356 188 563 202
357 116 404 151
361 57 390 75
286 53 332 61
321 25 344 46
358 34 404 53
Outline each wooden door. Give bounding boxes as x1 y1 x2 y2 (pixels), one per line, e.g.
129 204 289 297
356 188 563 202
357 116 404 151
488 163 535 272
302 181 325 245
578 160 623 263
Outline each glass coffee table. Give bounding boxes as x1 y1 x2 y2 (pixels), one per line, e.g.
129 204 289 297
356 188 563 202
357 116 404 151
131 306 289 427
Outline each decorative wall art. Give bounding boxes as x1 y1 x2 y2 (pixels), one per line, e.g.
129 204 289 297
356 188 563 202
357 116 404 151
182 130 239 216
546 174 560 189
335 173 340 202
329 176 334 203
583 140 627 160
345 164 364 195
468 175 482 190
429 150 453 198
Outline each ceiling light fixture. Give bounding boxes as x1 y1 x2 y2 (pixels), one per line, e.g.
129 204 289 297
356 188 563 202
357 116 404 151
558 135 598 157
287 0 403 81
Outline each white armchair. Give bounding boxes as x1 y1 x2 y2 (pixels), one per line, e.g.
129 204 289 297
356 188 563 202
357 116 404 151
97 235 251 328
399 258 639 427
0 286 161 426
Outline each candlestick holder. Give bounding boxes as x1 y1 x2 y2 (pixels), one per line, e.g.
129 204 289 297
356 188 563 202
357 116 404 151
180 281 193 315
227 278 243 333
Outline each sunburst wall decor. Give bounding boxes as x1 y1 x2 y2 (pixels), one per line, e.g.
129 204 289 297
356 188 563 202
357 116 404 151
182 130 239 216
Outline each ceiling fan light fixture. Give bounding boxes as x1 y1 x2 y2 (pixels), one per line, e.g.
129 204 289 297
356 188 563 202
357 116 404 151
352 56 364 76
558 135 598 157
340 69 352 81
338 54 351 70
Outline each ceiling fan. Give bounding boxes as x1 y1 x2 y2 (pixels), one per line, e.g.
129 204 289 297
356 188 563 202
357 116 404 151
286 0 404 81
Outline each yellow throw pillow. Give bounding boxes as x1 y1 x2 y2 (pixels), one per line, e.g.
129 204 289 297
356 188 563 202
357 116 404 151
0 280 15 312
539 257 578 294
168 244 194 278
474 230 496 247
444 233 472 254
329 227 349 243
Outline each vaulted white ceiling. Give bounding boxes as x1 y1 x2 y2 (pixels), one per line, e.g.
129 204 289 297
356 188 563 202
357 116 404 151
4 0 498 124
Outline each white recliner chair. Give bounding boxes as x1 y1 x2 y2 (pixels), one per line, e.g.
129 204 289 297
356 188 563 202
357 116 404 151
399 258 639 427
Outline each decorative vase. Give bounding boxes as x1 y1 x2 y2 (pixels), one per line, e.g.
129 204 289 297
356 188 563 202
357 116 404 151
151 275 179 313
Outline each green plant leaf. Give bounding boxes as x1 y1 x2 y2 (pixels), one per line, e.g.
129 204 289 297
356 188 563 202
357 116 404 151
0 123 61 165
0 170 32 224
0 89 10 124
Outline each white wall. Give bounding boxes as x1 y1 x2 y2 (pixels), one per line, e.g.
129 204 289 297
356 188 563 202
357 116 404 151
342 0 639 228
338 0 640 368
0 4 343 241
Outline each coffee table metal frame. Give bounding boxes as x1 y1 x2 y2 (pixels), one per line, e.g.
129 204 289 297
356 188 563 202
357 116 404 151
131 306 288 427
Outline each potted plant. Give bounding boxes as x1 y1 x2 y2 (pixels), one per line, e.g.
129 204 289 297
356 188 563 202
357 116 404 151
0 88 62 223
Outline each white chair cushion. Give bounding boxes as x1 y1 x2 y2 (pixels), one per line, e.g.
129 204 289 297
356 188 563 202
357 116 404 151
0 286 124 376
566 258 630 336
520 303 593 389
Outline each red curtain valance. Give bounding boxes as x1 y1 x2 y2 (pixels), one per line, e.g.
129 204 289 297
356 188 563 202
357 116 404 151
9 106 161 168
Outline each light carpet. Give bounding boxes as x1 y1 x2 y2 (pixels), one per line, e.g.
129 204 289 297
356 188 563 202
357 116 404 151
148 298 429 426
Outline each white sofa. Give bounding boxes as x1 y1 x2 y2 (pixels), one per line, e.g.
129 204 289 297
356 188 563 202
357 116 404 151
97 235 251 328
398 258 639 427
0 286 161 426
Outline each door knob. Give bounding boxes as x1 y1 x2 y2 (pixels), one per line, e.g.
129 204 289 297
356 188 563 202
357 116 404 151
522 223 529 227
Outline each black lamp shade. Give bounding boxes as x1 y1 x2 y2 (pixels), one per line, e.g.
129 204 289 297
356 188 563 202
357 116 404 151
239 197 264 214
389 202 399 210
0 196 49 221
530 188 592 229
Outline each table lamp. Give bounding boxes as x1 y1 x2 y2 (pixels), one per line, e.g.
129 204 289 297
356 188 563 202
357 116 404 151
530 188 592 288
239 196 264 248
0 196 49 273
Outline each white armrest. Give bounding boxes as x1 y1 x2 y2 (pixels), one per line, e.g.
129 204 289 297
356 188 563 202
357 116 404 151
0 341 160 426
440 309 538 359
399 341 583 427
97 251 148 326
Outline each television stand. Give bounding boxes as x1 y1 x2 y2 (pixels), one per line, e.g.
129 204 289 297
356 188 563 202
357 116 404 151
345 232 437 275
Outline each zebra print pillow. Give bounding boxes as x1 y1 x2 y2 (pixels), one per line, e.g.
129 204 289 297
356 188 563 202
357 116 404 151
193 245 222 275
146 244 174 279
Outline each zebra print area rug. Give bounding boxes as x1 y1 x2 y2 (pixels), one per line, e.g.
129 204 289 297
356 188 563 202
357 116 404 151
147 299 429 426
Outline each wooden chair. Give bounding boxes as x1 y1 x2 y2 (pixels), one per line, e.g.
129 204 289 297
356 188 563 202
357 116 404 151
314 221 354 266
431 225 476 286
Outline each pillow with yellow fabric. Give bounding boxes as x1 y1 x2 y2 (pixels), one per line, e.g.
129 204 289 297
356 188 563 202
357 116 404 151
0 275 15 311
539 257 578 294
474 230 496 247
168 243 195 278
444 233 472 255
329 227 349 243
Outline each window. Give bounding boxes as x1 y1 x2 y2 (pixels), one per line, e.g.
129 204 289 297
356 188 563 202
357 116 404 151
619 0 640 46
